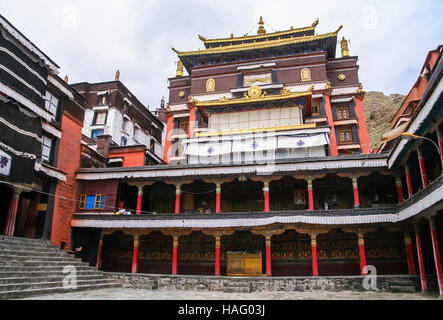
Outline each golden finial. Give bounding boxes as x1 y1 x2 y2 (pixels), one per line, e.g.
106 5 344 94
325 81 331 90
64 75 68 83
171 47 180 55
115 70 120 81
309 85 315 92
257 16 266 35
335 25 343 34
341 37 350 57
312 19 319 28
176 61 183 77
357 84 363 94
198 34 207 41
230 33 234 38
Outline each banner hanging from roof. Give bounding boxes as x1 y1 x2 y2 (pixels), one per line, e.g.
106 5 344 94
278 133 329 149
183 140 232 156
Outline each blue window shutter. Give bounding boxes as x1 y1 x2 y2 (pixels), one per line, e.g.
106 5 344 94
101 196 106 209
85 196 96 209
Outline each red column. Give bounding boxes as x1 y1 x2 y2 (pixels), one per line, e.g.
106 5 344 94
162 113 174 164
437 128 443 168
263 181 270 213
175 184 181 215
96 235 103 270
266 235 272 277
311 233 318 276
358 232 367 275
354 95 371 154
172 236 179 275
136 185 143 215
414 224 428 293
404 233 417 275
395 177 404 203
188 103 197 138
417 149 428 188
307 178 314 211
216 183 221 213
131 235 139 274
405 164 414 198
428 216 443 296
3 188 21 236
352 177 360 209
215 236 221 276
323 93 338 156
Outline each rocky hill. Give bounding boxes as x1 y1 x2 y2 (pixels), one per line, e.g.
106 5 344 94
363 91 405 149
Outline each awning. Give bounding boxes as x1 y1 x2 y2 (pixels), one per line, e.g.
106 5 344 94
232 137 277 153
184 141 232 156
108 157 123 164
278 133 329 149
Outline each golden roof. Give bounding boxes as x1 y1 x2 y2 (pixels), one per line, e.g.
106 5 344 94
198 19 319 45
174 26 342 57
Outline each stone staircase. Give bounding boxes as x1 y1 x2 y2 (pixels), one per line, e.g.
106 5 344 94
388 278 417 293
0 236 121 299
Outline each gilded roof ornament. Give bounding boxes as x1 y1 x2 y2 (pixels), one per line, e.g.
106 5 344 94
335 25 343 34
341 37 350 57
312 19 319 28
309 85 315 92
357 84 363 94
176 61 184 77
281 87 292 95
325 81 331 90
64 75 68 83
198 34 207 41
171 47 181 54
115 70 120 81
257 16 266 35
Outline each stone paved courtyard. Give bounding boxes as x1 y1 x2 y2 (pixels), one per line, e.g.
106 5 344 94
20 288 439 300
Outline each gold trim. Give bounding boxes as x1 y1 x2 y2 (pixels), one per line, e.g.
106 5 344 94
195 88 313 107
196 123 316 137
176 30 342 57
199 19 319 44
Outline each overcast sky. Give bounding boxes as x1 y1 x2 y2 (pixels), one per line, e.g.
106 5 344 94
1 0 442 111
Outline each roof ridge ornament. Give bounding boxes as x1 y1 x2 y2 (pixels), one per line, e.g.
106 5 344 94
171 47 181 55
341 37 350 57
198 34 207 41
312 18 319 28
335 25 343 34
257 16 266 35
115 70 120 81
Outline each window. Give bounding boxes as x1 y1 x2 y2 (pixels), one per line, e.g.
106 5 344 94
121 136 128 146
98 95 108 106
81 194 106 210
179 121 189 135
41 135 53 162
150 139 155 152
94 194 104 209
122 118 129 131
337 106 350 120
93 111 107 125
339 129 353 144
44 91 59 119
79 194 87 209
91 129 104 139
311 104 320 116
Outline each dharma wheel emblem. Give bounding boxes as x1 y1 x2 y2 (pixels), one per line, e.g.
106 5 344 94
248 85 262 99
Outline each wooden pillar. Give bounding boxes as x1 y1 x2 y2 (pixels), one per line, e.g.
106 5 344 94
437 128 443 168
265 235 272 277
307 178 314 211
417 148 428 188
172 235 179 275
323 93 338 156
352 176 360 209
131 234 139 274
175 184 181 215
216 183 221 214
96 232 104 270
215 235 221 276
428 216 443 297
311 233 318 276
263 181 270 213
3 188 21 236
358 232 367 275
405 164 414 198
162 113 174 164
404 232 417 275
414 224 428 293
136 185 143 215
188 103 197 138
395 177 404 204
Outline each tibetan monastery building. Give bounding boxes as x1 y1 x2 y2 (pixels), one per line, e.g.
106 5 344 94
71 18 443 295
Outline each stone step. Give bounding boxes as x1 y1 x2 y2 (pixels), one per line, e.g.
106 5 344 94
0 255 81 263
223 282 252 288
390 285 417 293
0 249 73 258
0 238 56 247
0 260 89 267
0 270 103 279
0 278 119 292
0 244 61 252
0 265 98 272
222 286 252 293
0 274 111 285
0 282 122 300
0 236 53 244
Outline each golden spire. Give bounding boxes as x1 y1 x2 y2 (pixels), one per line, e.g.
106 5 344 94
312 19 319 28
64 75 68 83
176 61 184 77
115 70 120 81
341 37 350 57
257 16 266 35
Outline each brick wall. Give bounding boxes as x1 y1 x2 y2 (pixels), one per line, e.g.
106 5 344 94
51 112 83 250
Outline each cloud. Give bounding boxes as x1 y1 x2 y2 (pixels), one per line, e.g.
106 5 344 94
1 0 442 110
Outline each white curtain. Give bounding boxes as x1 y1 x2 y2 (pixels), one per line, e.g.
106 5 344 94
278 133 329 149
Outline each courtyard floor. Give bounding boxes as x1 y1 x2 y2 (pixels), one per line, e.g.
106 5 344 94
20 288 440 300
